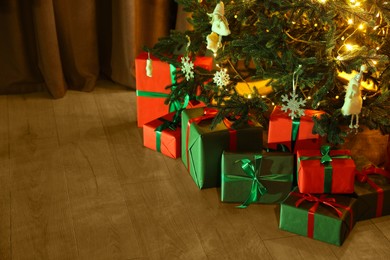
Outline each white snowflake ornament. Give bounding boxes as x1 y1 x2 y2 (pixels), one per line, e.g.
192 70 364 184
213 69 230 87
281 92 306 119
181 56 194 81
281 65 306 119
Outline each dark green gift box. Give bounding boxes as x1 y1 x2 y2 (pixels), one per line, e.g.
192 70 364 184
181 108 263 189
221 151 294 208
279 188 357 246
354 165 390 221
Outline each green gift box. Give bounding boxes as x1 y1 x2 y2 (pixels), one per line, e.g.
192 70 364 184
354 164 390 221
181 108 263 189
279 188 357 246
221 151 294 208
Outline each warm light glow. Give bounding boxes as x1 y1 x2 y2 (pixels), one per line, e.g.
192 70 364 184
314 23 318 27
348 19 353 25
345 44 354 51
376 47 380 50
358 24 364 30
372 60 378 65
247 94 252 99
261 95 266 98
318 0 327 3
336 95 339 99
234 14 238 19
307 96 312 100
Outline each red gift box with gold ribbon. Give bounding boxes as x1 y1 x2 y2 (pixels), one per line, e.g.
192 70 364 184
297 146 356 194
354 164 390 220
267 106 325 153
143 112 181 159
135 52 212 127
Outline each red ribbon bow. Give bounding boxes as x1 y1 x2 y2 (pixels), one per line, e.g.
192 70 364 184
292 192 353 238
355 164 390 217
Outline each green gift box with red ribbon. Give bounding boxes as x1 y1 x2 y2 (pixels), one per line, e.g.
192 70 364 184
354 164 390 221
135 52 212 127
143 111 181 159
279 188 357 246
221 151 293 208
297 146 356 194
181 108 263 189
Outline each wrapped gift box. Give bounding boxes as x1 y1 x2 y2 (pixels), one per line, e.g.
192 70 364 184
182 108 263 189
143 112 181 159
297 146 355 194
279 188 357 246
221 151 293 207
354 164 390 221
268 106 325 153
135 52 212 127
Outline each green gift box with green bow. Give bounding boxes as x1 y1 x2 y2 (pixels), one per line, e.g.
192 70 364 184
182 108 263 189
221 151 294 208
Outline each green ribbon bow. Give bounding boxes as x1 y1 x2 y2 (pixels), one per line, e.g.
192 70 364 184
298 145 351 193
225 155 293 208
320 145 333 164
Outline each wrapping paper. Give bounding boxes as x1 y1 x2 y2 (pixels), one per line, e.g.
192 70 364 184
279 188 357 246
135 52 212 127
221 151 293 207
297 147 355 194
267 106 325 153
181 108 263 189
143 112 181 159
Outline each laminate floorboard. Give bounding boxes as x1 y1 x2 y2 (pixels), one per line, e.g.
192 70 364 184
0 80 389 259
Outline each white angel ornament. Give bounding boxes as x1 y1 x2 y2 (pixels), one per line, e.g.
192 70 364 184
341 65 367 129
208 1 231 36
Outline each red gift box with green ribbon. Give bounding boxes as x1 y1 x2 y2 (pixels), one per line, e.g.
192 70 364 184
181 108 263 189
354 164 390 221
297 145 356 194
221 151 293 208
279 188 357 246
267 106 325 153
135 52 212 127
143 111 181 159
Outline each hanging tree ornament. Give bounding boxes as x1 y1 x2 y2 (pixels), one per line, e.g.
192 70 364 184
181 36 195 81
208 1 231 36
145 52 153 77
213 69 230 87
281 65 306 119
341 65 366 129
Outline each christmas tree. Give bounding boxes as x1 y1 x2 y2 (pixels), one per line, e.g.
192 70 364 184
147 0 390 145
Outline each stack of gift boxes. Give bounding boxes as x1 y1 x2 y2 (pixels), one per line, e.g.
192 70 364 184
136 53 390 247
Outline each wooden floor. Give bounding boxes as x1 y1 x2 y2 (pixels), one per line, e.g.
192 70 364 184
0 80 389 260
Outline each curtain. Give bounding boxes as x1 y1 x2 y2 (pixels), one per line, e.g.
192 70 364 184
0 0 180 98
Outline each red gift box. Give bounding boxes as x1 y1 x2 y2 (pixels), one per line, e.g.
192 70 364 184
297 146 356 194
143 112 181 159
267 106 325 153
135 52 212 127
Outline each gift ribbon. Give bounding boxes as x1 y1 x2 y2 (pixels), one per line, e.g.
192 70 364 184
291 117 300 152
356 164 390 217
223 155 292 208
292 192 354 239
298 145 351 193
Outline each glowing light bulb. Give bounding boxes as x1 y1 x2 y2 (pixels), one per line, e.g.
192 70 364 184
307 96 312 100
345 44 354 51
336 95 339 99
234 15 238 19
358 24 364 30
247 94 252 99
348 19 353 25
261 95 266 98
376 47 380 50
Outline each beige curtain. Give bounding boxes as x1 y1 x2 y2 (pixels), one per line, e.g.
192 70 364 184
0 0 181 98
